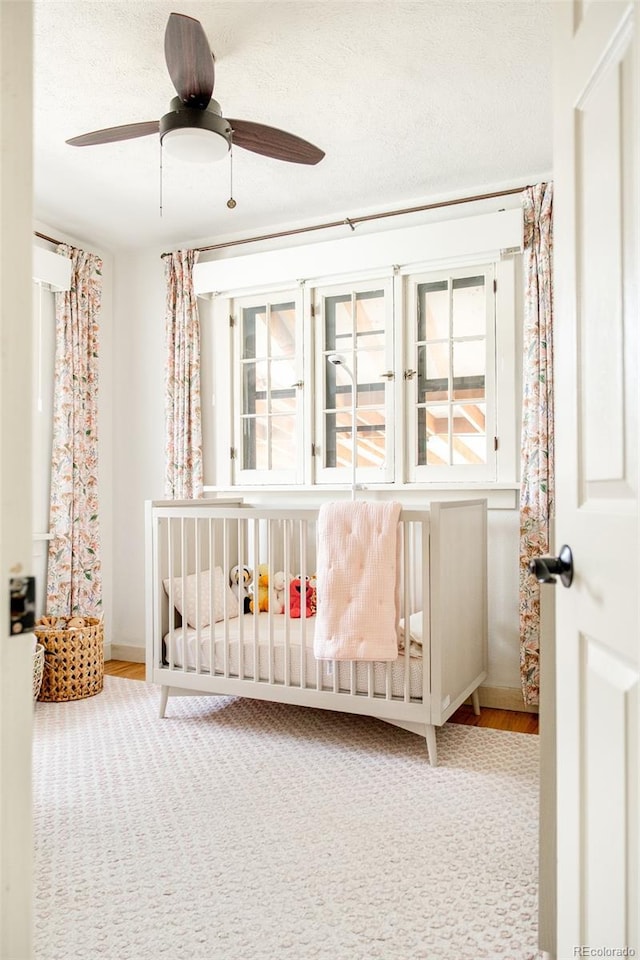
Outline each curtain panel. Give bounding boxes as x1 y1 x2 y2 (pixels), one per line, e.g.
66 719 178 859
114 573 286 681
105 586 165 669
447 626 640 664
519 182 554 706
46 245 103 617
164 250 203 499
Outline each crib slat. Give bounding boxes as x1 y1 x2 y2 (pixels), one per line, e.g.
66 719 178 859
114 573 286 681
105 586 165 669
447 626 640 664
403 524 411 702
267 519 276 677
282 519 291 687
252 517 260 684
194 519 201 675
208 519 215 677
167 518 175 671
221 518 230 679
180 518 189 674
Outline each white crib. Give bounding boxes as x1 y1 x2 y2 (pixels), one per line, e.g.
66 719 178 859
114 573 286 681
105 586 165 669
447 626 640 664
145 499 488 765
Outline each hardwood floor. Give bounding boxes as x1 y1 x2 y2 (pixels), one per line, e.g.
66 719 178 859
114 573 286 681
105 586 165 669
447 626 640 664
105 660 539 735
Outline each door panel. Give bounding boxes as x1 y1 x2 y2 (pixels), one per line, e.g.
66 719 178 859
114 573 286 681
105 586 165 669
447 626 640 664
553 1 639 953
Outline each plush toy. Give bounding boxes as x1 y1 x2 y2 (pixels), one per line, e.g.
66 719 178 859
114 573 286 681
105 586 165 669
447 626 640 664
271 570 289 614
230 565 253 614
289 576 317 618
250 563 270 613
308 573 318 616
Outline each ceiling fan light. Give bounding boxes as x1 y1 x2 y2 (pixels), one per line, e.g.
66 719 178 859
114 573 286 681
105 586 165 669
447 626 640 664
162 127 229 163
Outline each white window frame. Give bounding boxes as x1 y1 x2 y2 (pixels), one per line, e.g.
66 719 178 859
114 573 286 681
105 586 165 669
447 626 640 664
405 263 497 483
312 277 395 487
231 288 305 486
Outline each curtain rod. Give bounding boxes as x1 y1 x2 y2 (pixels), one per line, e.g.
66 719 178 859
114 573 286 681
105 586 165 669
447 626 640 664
161 185 529 259
34 230 66 246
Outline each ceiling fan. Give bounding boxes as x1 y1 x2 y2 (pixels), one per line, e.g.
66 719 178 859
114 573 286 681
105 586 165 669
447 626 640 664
66 12 325 166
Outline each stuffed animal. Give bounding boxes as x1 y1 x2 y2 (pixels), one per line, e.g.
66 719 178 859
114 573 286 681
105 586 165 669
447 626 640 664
271 570 289 614
230 564 253 614
308 573 318 616
250 563 270 613
289 576 317 618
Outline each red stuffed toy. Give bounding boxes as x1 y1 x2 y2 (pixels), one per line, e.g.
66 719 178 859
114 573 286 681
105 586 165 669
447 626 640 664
289 577 316 618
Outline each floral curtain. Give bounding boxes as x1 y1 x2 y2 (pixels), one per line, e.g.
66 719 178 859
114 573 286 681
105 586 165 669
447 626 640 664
46 246 103 617
164 249 203 499
519 182 554 706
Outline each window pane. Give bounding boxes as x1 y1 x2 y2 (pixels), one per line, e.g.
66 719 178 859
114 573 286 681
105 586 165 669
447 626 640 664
355 290 385 347
325 295 353 353
325 410 355 469
243 360 268 414
269 358 296 411
418 343 449 401
356 411 386 468
356 346 385 407
249 417 268 471
271 416 297 470
452 403 486 465
452 341 485 400
325 412 337 468
242 362 256 414
271 392 296 416
452 276 485 338
269 302 296 358
241 418 255 469
242 306 268 359
418 281 448 341
420 405 450 466
326 361 353 409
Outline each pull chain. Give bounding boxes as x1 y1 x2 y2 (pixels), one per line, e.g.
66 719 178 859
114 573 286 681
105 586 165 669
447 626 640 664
159 139 163 218
227 141 236 209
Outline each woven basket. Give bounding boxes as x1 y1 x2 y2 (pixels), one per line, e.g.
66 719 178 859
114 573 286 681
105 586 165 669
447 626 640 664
33 643 45 700
35 616 104 702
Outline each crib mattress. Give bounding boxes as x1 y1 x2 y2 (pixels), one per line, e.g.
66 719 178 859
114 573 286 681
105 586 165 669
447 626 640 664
163 613 423 700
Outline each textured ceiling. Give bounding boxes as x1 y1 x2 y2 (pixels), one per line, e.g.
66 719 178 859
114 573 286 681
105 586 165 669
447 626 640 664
33 1 553 252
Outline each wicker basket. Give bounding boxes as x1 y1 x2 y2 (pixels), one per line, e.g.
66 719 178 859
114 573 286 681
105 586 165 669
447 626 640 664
35 616 104 702
33 643 45 700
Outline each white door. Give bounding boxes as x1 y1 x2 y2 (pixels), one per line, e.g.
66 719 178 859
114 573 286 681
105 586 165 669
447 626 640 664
0 2 34 957
553 1 639 954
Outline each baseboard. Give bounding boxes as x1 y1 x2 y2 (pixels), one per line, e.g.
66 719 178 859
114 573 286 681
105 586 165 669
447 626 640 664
470 684 539 714
110 643 145 664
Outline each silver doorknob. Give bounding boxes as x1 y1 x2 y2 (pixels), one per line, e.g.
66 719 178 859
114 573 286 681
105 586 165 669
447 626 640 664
529 544 574 588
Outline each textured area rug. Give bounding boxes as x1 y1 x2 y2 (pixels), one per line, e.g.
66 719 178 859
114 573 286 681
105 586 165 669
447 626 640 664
33 677 540 960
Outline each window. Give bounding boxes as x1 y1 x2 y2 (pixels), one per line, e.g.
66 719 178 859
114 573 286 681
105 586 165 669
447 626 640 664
314 279 394 486
406 264 496 481
225 261 508 489
233 290 304 484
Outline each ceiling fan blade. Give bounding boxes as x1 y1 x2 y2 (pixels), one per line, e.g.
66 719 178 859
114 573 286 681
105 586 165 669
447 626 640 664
227 119 325 165
164 13 215 109
66 121 160 147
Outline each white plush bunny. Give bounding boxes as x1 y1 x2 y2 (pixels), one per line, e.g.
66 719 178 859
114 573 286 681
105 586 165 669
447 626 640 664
271 570 289 614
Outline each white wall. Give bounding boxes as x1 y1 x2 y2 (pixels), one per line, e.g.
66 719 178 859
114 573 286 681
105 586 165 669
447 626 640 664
107 194 528 703
111 248 166 654
32 221 114 651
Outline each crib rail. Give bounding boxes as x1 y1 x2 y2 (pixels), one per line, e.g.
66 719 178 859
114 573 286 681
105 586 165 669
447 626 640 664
145 500 430 707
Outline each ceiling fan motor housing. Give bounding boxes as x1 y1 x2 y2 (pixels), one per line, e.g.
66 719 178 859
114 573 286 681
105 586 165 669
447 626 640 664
160 97 232 153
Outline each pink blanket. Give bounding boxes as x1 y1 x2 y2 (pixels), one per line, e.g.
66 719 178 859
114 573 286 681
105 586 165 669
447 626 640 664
313 501 402 661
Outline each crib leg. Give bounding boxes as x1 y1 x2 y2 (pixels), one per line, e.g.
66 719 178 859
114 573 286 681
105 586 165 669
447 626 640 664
159 685 170 719
471 688 481 716
425 724 437 766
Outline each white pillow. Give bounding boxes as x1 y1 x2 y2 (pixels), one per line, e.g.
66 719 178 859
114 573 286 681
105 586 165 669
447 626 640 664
398 611 424 654
163 567 239 628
